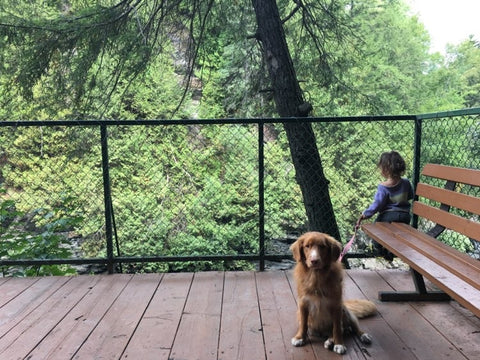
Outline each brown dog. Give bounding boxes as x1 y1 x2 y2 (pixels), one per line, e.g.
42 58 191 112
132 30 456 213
290 231 376 354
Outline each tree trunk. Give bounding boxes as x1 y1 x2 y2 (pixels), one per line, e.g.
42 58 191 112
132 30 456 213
251 0 340 239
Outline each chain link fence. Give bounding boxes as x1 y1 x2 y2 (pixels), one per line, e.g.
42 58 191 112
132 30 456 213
1 109 479 274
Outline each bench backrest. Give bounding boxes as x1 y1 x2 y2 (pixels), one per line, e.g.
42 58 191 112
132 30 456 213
414 164 480 242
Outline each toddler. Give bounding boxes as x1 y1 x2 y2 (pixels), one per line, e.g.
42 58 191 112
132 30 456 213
359 151 414 259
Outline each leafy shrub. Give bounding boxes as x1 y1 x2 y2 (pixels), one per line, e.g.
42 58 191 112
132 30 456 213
0 189 81 276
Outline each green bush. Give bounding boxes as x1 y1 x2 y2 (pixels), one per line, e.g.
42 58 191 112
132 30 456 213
1 189 81 276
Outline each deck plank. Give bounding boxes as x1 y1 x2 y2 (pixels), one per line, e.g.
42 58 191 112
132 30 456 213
0 276 69 338
350 269 471 360
169 271 224 360
379 269 480 360
344 271 418 360
256 270 319 360
72 273 161 360
0 277 38 307
0 275 98 359
121 272 192 360
27 274 133 360
218 271 265 360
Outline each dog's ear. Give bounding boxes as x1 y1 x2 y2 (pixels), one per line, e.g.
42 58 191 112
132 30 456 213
290 235 305 262
326 235 342 261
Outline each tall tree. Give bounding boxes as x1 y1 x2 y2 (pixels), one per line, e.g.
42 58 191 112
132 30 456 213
251 0 339 237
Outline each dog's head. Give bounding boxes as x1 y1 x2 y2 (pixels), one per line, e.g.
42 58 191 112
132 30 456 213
290 232 342 269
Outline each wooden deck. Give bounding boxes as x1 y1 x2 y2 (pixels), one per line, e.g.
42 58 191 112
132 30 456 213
1 269 479 360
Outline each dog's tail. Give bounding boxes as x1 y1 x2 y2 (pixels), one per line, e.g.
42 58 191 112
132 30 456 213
344 299 377 318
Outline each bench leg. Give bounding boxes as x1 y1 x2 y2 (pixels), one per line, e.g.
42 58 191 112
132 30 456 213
379 269 451 302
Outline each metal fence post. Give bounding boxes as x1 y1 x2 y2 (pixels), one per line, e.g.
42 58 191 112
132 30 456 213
412 116 422 229
258 121 265 271
100 125 115 273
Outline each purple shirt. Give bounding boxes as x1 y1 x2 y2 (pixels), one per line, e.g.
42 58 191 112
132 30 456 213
363 178 414 218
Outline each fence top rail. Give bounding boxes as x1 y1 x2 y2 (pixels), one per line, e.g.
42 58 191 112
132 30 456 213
0 107 478 127
416 107 480 120
0 115 418 127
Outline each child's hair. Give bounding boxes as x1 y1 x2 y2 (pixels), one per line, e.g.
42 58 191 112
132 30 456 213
377 151 406 178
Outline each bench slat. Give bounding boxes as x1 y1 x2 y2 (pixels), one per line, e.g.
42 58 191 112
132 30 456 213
413 202 480 242
416 183 480 216
386 223 480 289
362 223 480 318
390 223 480 272
422 164 480 187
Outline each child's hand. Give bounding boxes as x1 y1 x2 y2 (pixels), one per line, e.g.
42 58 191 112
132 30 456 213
356 215 365 227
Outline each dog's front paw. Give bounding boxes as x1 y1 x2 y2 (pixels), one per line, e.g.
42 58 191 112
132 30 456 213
291 337 306 347
333 344 347 354
324 339 346 354
360 333 372 344
323 338 334 350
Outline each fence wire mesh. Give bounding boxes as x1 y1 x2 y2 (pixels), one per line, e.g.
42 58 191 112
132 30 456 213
1 110 479 274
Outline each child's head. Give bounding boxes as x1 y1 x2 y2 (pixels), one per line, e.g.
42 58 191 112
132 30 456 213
377 151 406 179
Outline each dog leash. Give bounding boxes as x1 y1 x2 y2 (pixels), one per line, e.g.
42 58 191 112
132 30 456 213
338 223 360 262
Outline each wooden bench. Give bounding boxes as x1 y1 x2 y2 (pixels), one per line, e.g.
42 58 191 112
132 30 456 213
361 164 480 318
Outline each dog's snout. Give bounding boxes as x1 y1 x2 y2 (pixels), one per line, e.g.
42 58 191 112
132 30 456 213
310 259 320 266
309 248 320 262
305 246 323 268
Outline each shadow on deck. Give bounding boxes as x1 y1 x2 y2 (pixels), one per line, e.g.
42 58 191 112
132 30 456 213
1 269 479 359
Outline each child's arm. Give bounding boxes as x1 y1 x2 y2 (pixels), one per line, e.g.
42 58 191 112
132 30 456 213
362 185 388 219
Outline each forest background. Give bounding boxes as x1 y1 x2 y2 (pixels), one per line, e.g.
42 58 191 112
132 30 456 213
0 0 479 275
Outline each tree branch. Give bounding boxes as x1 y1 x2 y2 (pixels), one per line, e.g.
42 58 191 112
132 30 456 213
282 5 300 24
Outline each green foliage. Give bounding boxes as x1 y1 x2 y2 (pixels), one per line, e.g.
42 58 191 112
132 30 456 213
263 125 307 238
2 0 478 118
1 1 149 102
1 189 80 276
292 0 430 115
420 39 480 112
445 39 480 108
